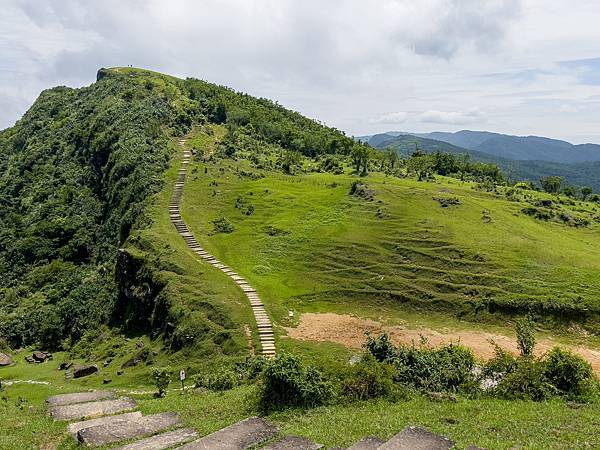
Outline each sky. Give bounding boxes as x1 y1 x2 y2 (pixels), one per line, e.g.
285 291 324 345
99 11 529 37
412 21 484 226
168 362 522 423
3 0 600 143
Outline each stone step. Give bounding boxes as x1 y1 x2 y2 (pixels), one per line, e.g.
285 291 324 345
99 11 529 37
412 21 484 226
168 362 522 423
112 427 199 450
178 417 278 450
49 397 137 421
263 435 323 449
347 436 385 450
47 390 116 406
377 426 454 450
77 412 181 446
68 411 143 437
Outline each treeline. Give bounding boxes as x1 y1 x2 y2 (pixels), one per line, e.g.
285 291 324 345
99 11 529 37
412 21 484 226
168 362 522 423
180 78 356 158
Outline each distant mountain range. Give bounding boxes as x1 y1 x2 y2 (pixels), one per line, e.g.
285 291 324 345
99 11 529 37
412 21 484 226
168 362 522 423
361 131 600 191
361 130 600 164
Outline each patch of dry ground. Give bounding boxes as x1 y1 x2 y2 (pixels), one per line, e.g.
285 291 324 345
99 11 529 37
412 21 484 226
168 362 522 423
284 313 600 375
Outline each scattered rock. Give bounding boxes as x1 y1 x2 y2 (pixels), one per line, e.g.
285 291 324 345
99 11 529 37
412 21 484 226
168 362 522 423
117 370 124 376
103 378 112 384
121 349 150 369
0 352 13 367
73 364 99 378
25 356 34 364
59 361 73 371
136 340 144 349
32 351 48 362
103 359 112 367
47 390 116 406
433 196 461 207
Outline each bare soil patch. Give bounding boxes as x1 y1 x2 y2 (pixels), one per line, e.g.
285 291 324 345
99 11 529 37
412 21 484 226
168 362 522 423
284 313 600 375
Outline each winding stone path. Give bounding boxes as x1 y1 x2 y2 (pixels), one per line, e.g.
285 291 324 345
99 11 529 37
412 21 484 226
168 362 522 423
170 138 276 357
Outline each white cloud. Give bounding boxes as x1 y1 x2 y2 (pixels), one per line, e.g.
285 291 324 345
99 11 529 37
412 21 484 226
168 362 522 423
369 112 408 124
1 0 600 142
417 109 487 125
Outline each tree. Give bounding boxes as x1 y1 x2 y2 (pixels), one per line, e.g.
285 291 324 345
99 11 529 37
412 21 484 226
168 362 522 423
562 185 577 198
351 144 369 176
540 176 563 194
384 148 398 170
581 186 593 200
407 154 434 181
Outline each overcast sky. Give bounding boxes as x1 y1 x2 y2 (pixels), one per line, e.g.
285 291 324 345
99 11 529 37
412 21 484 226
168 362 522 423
3 0 600 143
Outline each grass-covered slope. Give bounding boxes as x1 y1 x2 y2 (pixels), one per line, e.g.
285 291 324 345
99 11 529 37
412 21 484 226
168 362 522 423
181 127 600 335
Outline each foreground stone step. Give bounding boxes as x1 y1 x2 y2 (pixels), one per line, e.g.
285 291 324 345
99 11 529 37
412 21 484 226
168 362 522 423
378 426 454 450
47 390 116 406
178 417 278 449
77 412 181 446
68 411 143 437
112 427 199 450
347 436 385 450
49 397 137 421
263 436 323 449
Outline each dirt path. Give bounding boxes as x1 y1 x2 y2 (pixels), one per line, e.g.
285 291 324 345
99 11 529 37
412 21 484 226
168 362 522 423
284 312 600 375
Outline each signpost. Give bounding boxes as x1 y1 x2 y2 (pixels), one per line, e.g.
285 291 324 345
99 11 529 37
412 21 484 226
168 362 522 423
179 369 186 393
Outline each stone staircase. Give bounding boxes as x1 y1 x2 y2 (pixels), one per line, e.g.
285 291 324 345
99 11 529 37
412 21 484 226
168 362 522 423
170 138 275 357
46 390 483 449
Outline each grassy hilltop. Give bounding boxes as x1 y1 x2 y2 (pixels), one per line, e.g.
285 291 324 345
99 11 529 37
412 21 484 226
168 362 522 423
1 68 600 449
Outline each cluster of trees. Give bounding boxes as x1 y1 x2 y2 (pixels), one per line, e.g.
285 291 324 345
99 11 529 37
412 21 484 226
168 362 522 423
539 176 597 201
182 78 356 159
404 150 504 183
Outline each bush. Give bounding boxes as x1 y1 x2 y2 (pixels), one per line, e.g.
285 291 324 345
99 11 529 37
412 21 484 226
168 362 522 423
515 317 536 357
237 355 269 381
341 354 395 401
544 347 595 399
494 358 556 401
482 341 518 378
152 367 171 397
212 217 235 234
349 181 375 201
194 368 239 391
364 332 396 363
258 353 333 411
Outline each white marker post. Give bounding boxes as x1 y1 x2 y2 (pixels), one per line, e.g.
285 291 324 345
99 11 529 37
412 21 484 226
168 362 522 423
179 369 186 393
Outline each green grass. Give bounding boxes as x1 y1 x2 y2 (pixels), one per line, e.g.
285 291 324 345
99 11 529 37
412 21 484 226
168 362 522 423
179 135 600 340
2 362 600 450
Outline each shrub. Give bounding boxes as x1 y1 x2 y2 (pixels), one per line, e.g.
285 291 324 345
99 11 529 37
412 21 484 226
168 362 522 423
212 217 234 234
482 341 518 378
349 181 375 201
237 355 269 381
544 347 595 399
515 317 536 357
394 343 476 392
152 367 171 397
494 358 555 401
341 354 395 401
364 332 397 362
194 368 239 391
258 353 333 411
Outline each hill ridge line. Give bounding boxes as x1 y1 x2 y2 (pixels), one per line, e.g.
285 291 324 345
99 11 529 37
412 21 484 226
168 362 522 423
169 138 276 357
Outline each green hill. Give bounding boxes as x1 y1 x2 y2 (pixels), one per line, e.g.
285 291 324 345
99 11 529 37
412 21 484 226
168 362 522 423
1 68 600 449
